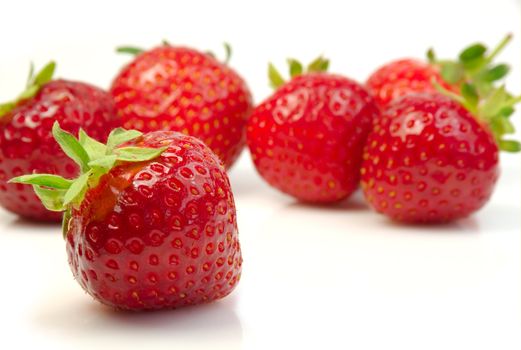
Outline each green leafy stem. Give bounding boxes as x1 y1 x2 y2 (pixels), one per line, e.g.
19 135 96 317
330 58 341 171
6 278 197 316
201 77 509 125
0 61 56 118
429 34 520 152
9 122 167 213
268 56 330 89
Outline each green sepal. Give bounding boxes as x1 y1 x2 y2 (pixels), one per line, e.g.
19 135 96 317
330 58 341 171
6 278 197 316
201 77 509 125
63 171 91 206
268 63 285 89
307 56 329 73
9 122 169 222
115 146 168 162
461 83 479 107
223 42 232 64
26 62 35 88
8 173 72 189
439 61 464 84
52 122 90 172
268 55 331 90
426 48 436 63
33 186 67 212
79 129 107 160
287 59 303 77
62 209 71 239
0 102 16 117
106 128 143 151
429 34 520 153
88 155 117 170
480 86 509 120
32 61 56 86
498 140 521 153
459 43 487 63
498 106 514 118
116 46 144 55
17 85 40 101
0 61 56 118
481 64 509 82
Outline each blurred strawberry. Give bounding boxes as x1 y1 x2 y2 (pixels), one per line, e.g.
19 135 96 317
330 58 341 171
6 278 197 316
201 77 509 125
0 62 119 221
361 70 520 222
247 57 379 202
110 42 253 168
366 34 513 108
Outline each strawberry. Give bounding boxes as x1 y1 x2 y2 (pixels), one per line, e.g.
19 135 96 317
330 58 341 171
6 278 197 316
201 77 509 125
366 34 513 108
110 43 253 168
361 91 520 223
0 62 119 221
247 57 379 203
11 123 242 310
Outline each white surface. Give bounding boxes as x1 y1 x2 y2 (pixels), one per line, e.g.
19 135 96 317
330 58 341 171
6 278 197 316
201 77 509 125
0 0 520 349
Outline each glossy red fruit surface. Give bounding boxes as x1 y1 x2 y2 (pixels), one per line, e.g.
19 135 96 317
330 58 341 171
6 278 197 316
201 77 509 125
110 46 253 168
0 80 119 221
366 59 456 108
361 93 499 223
66 131 242 310
247 73 378 203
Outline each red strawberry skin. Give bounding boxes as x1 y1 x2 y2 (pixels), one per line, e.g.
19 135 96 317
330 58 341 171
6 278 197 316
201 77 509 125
110 46 253 168
66 131 242 310
361 93 499 222
247 73 378 203
0 80 119 221
366 59 456 108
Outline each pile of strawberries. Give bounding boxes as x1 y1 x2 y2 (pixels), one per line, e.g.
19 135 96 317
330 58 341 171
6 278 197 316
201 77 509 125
1 36 518 311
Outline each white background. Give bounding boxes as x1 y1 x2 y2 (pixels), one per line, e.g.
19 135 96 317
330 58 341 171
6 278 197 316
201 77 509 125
0 0 520 349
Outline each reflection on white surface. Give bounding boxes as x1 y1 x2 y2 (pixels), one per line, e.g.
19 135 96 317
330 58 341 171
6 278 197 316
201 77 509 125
33 296 242 350
0 151 520 350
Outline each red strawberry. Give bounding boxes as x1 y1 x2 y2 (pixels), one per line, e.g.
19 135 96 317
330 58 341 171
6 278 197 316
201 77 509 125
366 35 512 108
361 92 520 223
0 62 119 221
11 123 242 310
110 43 253 168
247 58 379 202
366 59 455 108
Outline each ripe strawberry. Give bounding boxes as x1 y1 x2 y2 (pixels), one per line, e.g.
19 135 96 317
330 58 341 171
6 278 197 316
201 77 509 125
366 34 512 108
11 123 242 310
110 43 253 168
361 92 520 223
247 57 379 203
0 62 119 221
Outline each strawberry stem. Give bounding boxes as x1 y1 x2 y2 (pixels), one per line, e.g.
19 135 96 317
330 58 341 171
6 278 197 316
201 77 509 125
116 46 144 56
485 33 512 64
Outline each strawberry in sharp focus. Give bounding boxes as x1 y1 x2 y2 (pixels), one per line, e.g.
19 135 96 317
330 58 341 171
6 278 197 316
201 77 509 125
11 123 242 310
366 34 513 108
110 42 253 169
0 62 119 221
247 57 379 203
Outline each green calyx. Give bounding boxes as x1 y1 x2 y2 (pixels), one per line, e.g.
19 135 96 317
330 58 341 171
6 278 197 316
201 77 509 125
0 61 56 118
429 34 520 152
9 122 167 215
205 42 233 64
118 41 233 65
268 56 330 89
